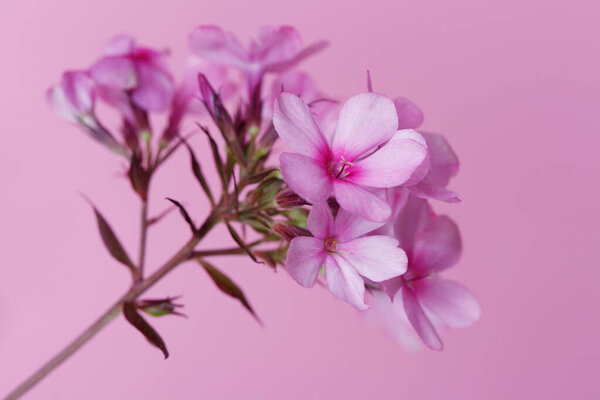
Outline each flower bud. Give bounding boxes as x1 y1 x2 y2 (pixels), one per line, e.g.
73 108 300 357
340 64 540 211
48 71 122 151
247 177 284 206
274 188 308 209
136 297 185 317
272 221 310 241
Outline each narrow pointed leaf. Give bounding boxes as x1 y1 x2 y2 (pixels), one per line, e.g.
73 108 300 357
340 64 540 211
123 301 169 358
147 205 177 226
199 260 261 323
245 168 279 185
197 123 226 189
166 198 197 236
225 222 262 264
128 153 149 202
183 140 214 206
91 205 136 274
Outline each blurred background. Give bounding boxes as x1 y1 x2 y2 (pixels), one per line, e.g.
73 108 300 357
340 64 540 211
1 0 599 398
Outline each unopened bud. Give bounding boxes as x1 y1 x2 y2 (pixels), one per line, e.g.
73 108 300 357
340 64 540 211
274 188 308 209
136 297 185 317
272 221 310 241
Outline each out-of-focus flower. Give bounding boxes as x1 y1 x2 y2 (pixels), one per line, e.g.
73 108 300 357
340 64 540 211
273 92 429 222
285 202 407 310
47 70 120 150
393 98 460 202
188 25 327 94
376 193 479 350
90 35 175 112
162 57 233 143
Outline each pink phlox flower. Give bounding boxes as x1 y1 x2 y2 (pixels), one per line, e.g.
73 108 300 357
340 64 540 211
380 193 480 350
392 97 460 202
285 202 408 310
90 34 175 112
273 91 429 222
188 25 328 94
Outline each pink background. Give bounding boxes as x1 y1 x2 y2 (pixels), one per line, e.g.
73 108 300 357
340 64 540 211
1 0 599 398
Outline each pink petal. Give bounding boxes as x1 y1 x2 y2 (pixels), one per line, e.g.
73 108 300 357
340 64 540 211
394 97 424 129
265 40 329 73
273 93 329 159
382 277 404 300
367 290 423 351
351 130 429 188
307 201 334 240
412 215 462 273
332 93 398 160
188 25 248 69
48 71 94 122
393 192 433 257
285 236 326 288
326 256 368 311
334 209 385 242
409 132 460 202
104 34 135 56
337 236 407 282
333 180 391 222
90 56 137 89
401 286 443 350
254 26 303 67
414 278 481 328
280 152 333 204
131 62 175 112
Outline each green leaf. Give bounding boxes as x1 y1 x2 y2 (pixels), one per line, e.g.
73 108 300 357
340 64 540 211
123 302 169 359
199 260 261 323
91 205 136 274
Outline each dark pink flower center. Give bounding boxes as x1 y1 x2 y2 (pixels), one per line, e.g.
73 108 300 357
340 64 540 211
328 156 353 179
324 237 337 253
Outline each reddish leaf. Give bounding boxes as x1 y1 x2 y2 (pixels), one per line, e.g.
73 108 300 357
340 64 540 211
199 260 261 323
123 302 169 358
91 205 136 274
166 198 197 236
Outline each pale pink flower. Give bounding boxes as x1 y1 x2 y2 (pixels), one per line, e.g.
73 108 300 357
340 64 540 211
188 25 327 94
273 92 429 222
47 70 95 124
379 193 480 350
90 35 175 112
393 97 461 202
286 202 408 310
47 70 120 150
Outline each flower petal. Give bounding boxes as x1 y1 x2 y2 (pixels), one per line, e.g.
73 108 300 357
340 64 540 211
408 132 460 202
414 278 481 328
412 215 461 273
394 97 424 129
337 236 407 282
401 286 443 350
265 40 329 73
254 26 302 67
285 236 326 288
273 93 329 159
334 208 385 242
332 93 398 160
333 180 391 222
326 256 368 311
351 129 429 188
393 192 433 258
188 25 248 69
307 201 334 239
280 152 333 204
104 34 135 56
131 62 175 112
90 56 137 89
